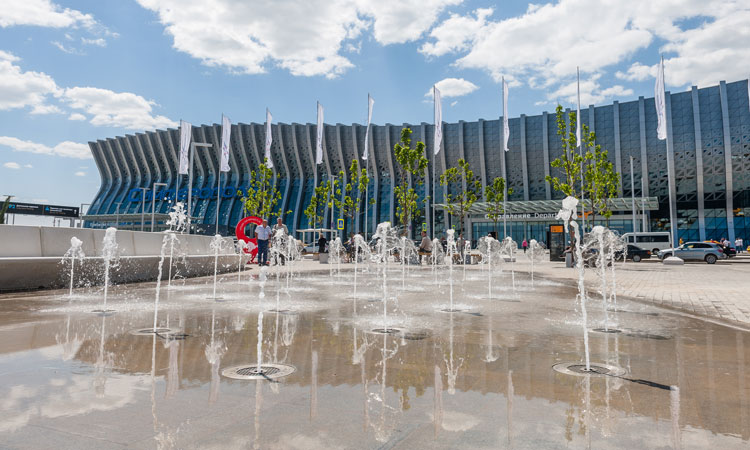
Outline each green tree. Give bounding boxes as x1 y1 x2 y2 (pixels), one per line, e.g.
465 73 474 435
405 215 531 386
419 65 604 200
545 105 584 199
393 128 428 236
584 146 620 224
303 179 335 230
439 158 482 235
330 159 374 233
0 196 11 225
483 177 512 237
238 158 289 220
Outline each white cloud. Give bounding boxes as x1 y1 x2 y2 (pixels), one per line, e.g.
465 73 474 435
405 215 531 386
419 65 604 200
358 0 462 45
51 40 84 55
135 0 459 78
450 100 458 107
3 162 21 169
427 77 478 98
420 8 493 57
63 87 177 130
0 136 91 159
74 171 86 176
615 62 653 82
0 50 60 113
81 37 106 47
0 52 175 130
424 0 749 91
0 0 96 29
24 164 32 168
546 73 633 105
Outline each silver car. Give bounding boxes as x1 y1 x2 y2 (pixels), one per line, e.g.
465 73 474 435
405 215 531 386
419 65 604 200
658 242 727 264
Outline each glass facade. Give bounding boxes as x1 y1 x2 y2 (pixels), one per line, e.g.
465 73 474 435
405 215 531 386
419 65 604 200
86 80 750 244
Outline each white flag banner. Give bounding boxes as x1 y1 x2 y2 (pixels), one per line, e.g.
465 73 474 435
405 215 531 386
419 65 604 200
502 77 510 152
576 68 582 147
747 77 749 112
655 58 667 141
433 86 442 155
179 120 191 175
265 108 273 168
316 102 324 165
220 114 231 172
363 94 375 160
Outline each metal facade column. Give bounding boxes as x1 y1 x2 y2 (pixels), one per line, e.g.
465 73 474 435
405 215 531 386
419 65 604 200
613 101 623 196
290 124 305 232
369 125 380 232
477 119 487 196
542 112 551 200
351 125 362 233
88 142 112 214
275 124 292 223
638 96 650 230
691 87 706 240
719 81 736 243
520 114 529 201
131 135 152 214
153 131 174 214
334 124 347 226
247 124 262 167
665 92 679 243
421 123 430 235
304 124 318 197
384 124 396 224
102 140 124 215
114 139 135 215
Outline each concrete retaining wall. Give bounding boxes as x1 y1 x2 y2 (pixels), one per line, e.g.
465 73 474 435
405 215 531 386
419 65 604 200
0 225 239 292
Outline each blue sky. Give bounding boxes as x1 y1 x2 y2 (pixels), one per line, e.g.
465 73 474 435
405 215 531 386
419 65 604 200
1 0 749 218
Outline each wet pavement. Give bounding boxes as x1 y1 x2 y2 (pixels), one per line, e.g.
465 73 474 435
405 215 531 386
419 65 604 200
0 264 748 449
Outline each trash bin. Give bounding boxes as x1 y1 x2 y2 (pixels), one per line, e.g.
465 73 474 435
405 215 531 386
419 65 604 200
565 253 573 268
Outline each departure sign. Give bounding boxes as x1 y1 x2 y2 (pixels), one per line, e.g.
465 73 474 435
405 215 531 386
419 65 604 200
7 202 79 218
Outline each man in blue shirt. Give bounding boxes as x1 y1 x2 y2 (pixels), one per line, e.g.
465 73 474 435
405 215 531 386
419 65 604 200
255 218 272 266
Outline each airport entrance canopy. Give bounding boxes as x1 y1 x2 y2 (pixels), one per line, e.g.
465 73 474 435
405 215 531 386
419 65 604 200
434 196 660 216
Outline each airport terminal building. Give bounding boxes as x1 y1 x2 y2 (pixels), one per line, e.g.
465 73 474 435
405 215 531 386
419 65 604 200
84 79 750 244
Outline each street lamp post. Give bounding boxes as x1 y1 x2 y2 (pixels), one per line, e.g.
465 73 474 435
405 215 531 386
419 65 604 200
114 202 122 229
137 187 150 231
151 182 168 232
630 156 637 236
3 195 14 225
186 142 213 235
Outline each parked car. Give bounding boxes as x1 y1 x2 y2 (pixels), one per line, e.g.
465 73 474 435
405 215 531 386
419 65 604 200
704 240 737 257
622 244 651 262
657 242 727 264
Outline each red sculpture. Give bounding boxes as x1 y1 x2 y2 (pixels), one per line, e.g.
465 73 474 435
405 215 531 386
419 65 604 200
235 216 262 263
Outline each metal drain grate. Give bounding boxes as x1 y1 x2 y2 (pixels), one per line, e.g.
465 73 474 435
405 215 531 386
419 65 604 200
592 328 622 334
129 327 182 336
402 331 430 340
552 362 626 377
222 363 295 380
371 328 400 334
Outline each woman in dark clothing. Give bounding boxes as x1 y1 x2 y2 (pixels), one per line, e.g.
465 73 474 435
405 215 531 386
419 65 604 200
317 233 327 253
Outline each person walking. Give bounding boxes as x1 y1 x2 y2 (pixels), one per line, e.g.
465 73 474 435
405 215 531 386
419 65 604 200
735 237 743 254
522 238 528 253
418 231 432 264
317 232 327 254
255 218 272 266
273 217 289 265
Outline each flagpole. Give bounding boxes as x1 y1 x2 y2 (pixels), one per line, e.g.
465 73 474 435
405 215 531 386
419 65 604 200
187 143 194 235
660 55 678 248
577 67 586 234
215 170 221 235
502 77 507 239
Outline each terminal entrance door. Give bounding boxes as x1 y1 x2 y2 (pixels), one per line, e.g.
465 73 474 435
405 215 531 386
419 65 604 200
548 224 565 262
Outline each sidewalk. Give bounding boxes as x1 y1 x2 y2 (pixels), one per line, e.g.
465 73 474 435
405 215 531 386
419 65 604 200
509 254 750 328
